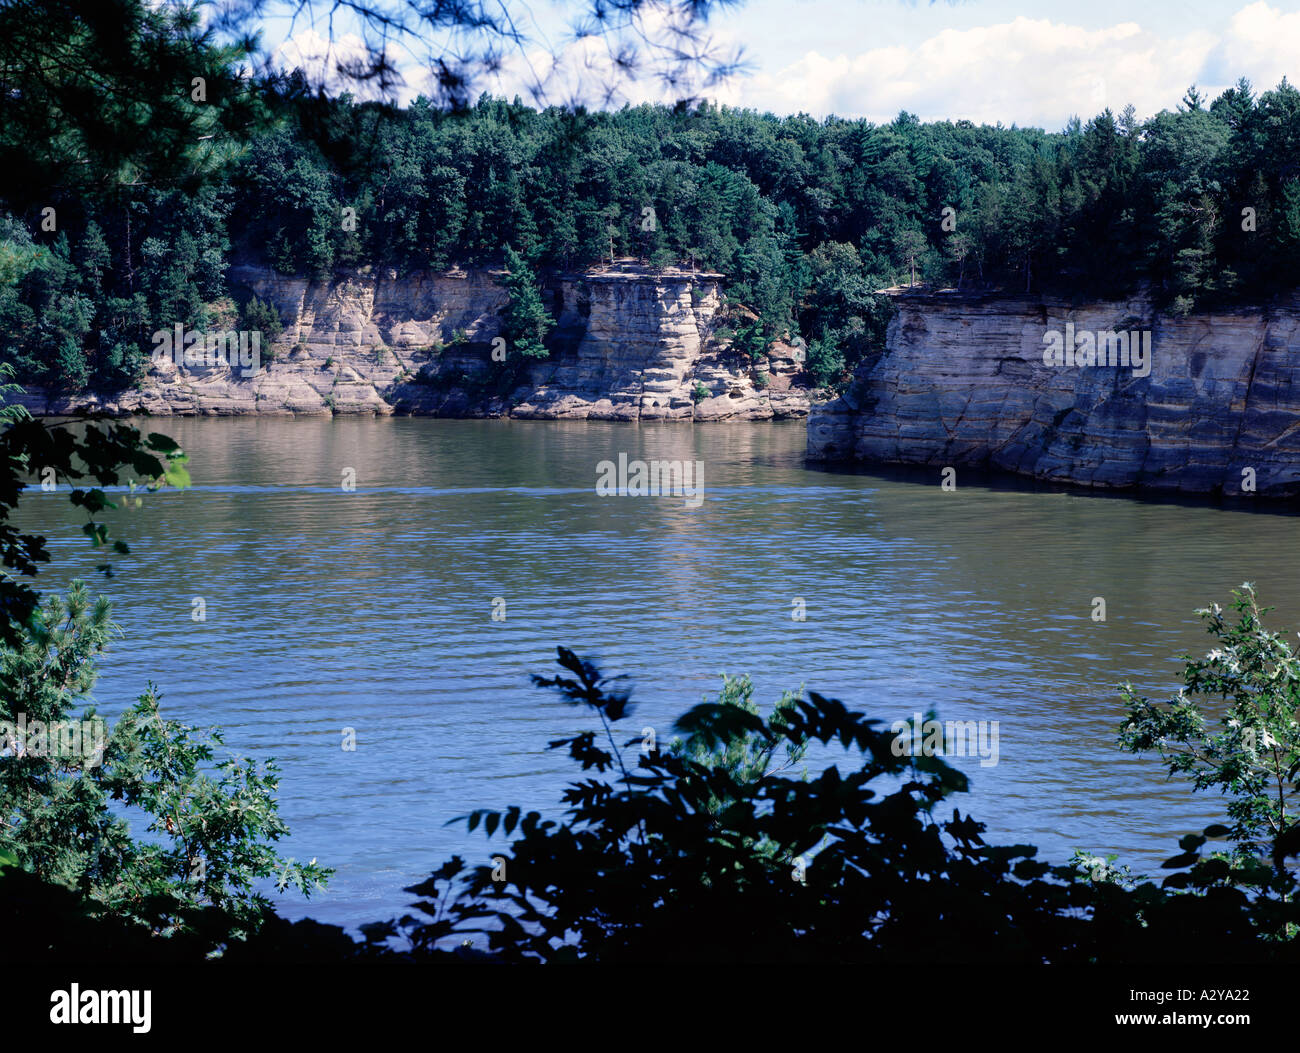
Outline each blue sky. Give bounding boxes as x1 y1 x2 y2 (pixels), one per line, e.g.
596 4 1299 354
259 0 1300 128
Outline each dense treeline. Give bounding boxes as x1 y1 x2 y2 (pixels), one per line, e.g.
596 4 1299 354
5 42 1300 391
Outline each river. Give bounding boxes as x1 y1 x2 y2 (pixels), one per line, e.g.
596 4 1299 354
26 416 1300 931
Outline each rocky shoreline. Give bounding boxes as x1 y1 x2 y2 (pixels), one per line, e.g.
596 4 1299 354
27 268 1299 500
14 265 813 422
807 288 1300 497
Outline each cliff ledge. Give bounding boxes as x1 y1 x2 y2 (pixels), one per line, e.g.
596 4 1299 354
807 289 1300 497
16 265 811 422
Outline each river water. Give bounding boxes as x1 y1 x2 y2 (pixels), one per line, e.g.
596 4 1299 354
26 417 1300 931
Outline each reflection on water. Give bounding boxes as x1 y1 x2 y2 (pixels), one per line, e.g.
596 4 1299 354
23 417 1300 930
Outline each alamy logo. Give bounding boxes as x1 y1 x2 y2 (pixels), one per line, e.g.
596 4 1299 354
1041 321 1151 378
890 714 1000 768
596 453 704 507
50 984 151 1033
0 713 107 767
151 324 262 377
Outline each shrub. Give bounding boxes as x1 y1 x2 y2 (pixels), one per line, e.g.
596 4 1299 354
1119 583 1300 897
390 647 1300 963
238 294 283 345
804 337 845 387
0 584 329 945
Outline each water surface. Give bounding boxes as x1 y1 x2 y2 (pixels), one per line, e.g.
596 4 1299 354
28 417 1300 930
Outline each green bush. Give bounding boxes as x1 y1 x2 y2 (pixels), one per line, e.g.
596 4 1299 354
387 644 1300 963
238 294 283 345
1120 583 1300 899
0 584 330 945
804 338 844 387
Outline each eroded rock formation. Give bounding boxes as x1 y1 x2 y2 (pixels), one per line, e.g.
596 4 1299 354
807 289 1300 496
18 266 810 421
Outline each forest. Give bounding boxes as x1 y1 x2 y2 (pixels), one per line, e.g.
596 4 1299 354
4 36 1300 392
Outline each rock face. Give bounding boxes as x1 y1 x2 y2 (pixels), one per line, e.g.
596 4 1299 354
806 289 1300 497
17 266 810 421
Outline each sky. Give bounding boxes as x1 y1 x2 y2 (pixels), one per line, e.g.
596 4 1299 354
258 0 1300 130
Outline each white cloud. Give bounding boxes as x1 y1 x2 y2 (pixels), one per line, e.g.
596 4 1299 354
461 1 745 109
274 1 730 109
273 27 397 102
1200 1 1300 93
710 15 1227 127
273 3 1300 126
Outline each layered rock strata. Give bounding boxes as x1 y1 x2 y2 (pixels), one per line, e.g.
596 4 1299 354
807 289 1300 496
18 266 810 421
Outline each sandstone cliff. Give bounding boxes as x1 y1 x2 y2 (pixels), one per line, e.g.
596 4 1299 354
18 266 810 421
806 289 1300 497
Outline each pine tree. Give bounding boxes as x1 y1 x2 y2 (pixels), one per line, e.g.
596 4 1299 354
500 245 553 359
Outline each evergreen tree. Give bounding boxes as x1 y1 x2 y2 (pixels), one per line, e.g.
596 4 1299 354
500 246 554 359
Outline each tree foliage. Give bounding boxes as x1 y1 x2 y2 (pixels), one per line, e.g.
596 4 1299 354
212 0 749 111
1120 583 1300 899
500 246 554 358
380 645 1300 963
0 584 331 946
11 6 1300 396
